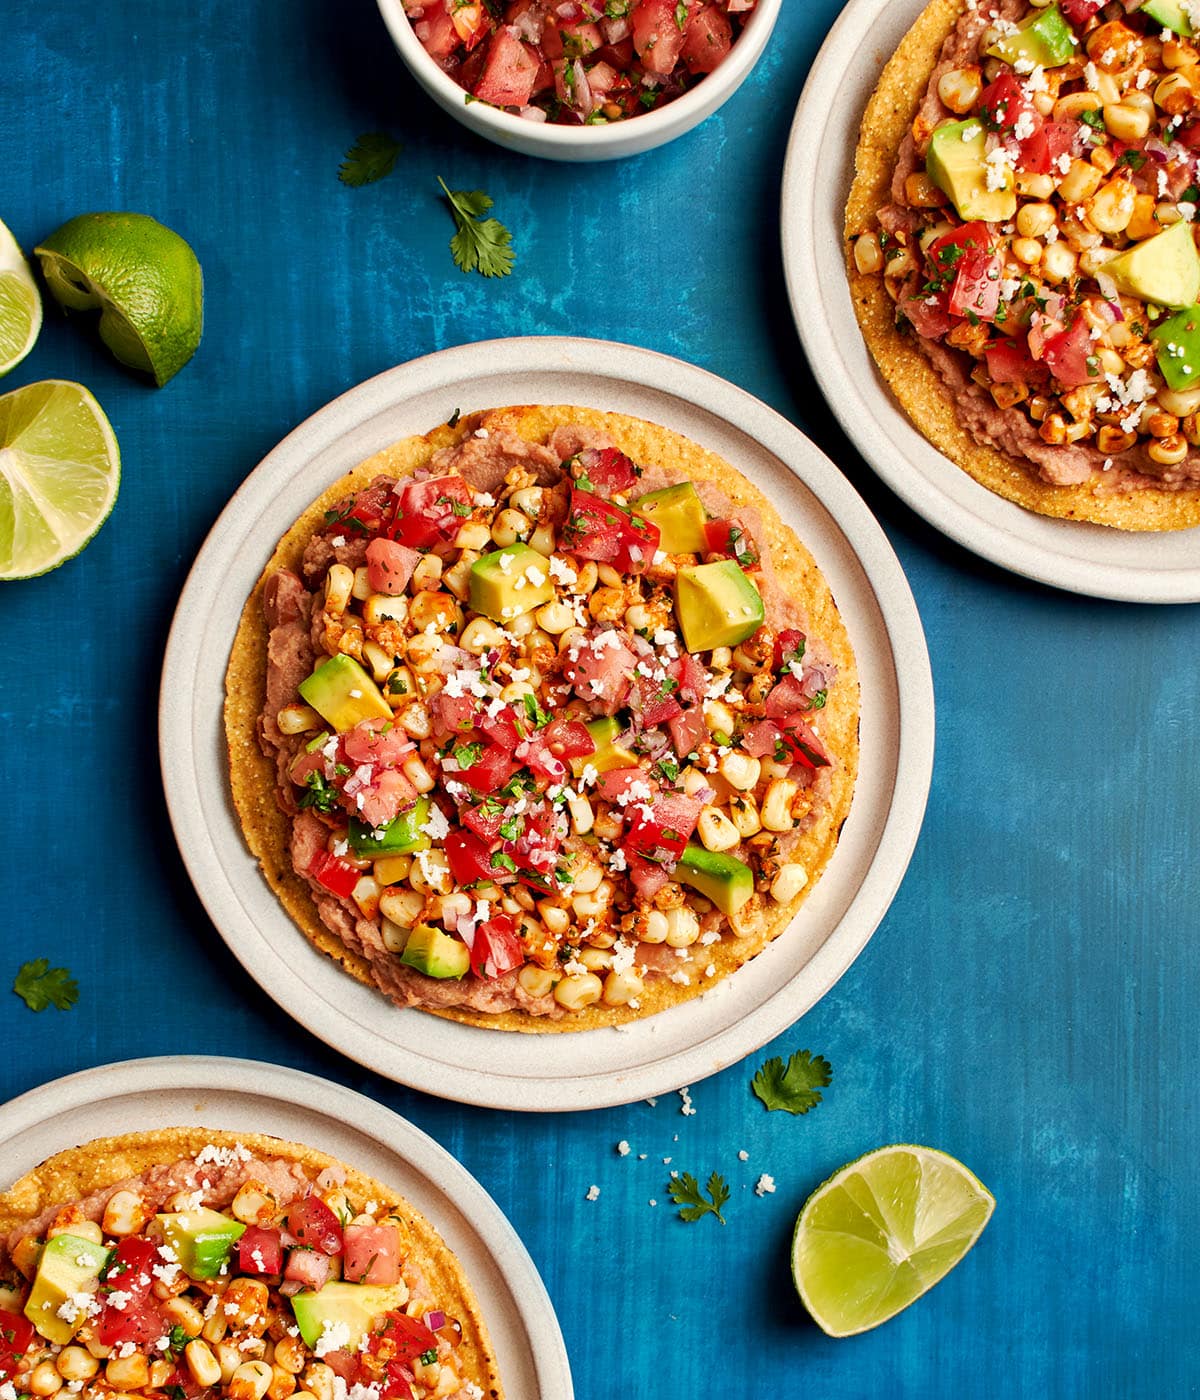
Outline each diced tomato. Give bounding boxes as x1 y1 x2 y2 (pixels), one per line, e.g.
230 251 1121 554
1176 119 1200 151
585 59 625 95
474 26 540 106
703 518 759 568
773 628 807 672
288 1196 343 1255
416 0 462 60
343 1224 402 1286
0 1310 34 1380
777 716 831 770
596 766 651 804
623 792 701 865
358 768 419 829
366 538 419 596
284 1248 331 1290
948 249 1002 322
1041 315 1101 387
668 653 709 703
593 37 635 69
469 914 526 979
560 19 603 53
431 692 477 738
97 1238 162 1349
387 476 474 551
463 800 505 842
459 742 517 794
574 446 640 496
681 5 732 72
764 674 809 719
343 718 411 767
1027 308 1065 361
236 1226 284 1277
1059 0 1104 23
504 804 562 873
634 672 682 727
742 719 782 759
903 291 952 340
450 1 492 48
985 336 1049 386
667 706 707 758
332 482 394 537
563 632 637 715
632 0 688 75
928 222 992 268
445 828 498 886
521 736 569 784
562 488 660 573
378 1361 416 1400
1017 119 1076 174
977 74 1037 135
308 850 361 900
375 1312 441 1367
539 717 596 760
479 705 525 751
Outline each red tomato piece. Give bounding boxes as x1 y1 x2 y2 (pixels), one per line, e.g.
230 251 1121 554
445 828 498 886
479 705 525 751
521 736 569 784
343 718 412 767
562 488 660 573
469 914 526 979
985 336 1049 386
764 674 809 720
539 717 595 760
563 631 638 715
623 792 701 864
681 4 732 72
284 1248 331 1290
387 476 473 551
236 1227 284 1277
366 538 420 596
343 1224 402 1286
667 706 707 758
1059 0 1104 23
450 1 492 48
596 766 651 804
634 672 683 727
574 446 640 496
632 0 687 75
97 1239 162 1349
1041 316 1101 387
331 482 394 537
430 692 477 739
415 0 462 60
358 769 419 830
903 290 952 340
1017 119 1075 174
948 249 1002 322
376 1312 442 1366
777 716 832 770
504 805 562 874
0 1310 34 1380
308 850 361 900
668 653 709 702
462 801 505 842
459 742 517 794
474 26 541 106
742 718 782 759
288 1196 344 1255
773 628 807 672
703 518 759 568
977 73 1037 135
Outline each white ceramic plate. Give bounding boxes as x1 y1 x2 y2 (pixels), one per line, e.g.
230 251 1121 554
0 1056 571 1398
781 0 1200 605
159 337 933 1112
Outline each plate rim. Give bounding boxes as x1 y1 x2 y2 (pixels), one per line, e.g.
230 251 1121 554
0 1054 573 1400
780 0 1200 606
159 334 935 1111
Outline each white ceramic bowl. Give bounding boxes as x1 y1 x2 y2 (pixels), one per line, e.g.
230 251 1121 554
375 0 782 161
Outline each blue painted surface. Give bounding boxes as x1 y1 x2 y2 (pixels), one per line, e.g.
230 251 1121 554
3 2 1198 1396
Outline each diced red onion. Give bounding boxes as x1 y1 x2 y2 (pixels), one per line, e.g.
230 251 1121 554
519 107 549 122
424 1311 447 1332
279 1280 305 1298
1105 299 1125 322
601 15 630 41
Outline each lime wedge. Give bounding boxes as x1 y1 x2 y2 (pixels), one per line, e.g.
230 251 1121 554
792 1144 994 1337
0 380 120 579
35 212 202 387
0 218 42 377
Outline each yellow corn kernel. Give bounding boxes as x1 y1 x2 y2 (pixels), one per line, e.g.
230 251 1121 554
729 794 762 839
186 1341 222 1389
229 1361 275 1400
761 779 799 832
1089 178 1136 235
1103 102 1151 142
1052 92 1102 123
351 566 372 601
302 1367 336 1400
1016 202 1056 239
460 618 506 654
105 1355 150 1392
398 702 431 740
29 1363 63 1397
1041 241 1079 285
1148 434 1189 465
161 1295 206 1335
1154 71 1195 115
373 854 412 887
55 1349 99 1384
1015 171 1054 199
1012 237 1042 266
853 232 883 275
770 863 809 904
553 973 603 1012
1158 384 1200 416
101 1189 148 1238
518 964 558 998
697 806 741 853
324 564 354 617
904 171 948 208
936 65 982 114
1126 193 1159 241
602 970 645 1007
363 593 408 628
1057 159 1103 204
268 1365 298 1400
664 906 700 948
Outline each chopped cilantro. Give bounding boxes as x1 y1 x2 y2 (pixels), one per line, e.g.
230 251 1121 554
1117 150 1147 172
338 132 402 187
13 959 78 1013
1079 108 1106 132
751 1049 832 1115
667 1171 730 1225
298 770 340 815
807 689 828 712
419 1349 439 1367
438 177 515 279
452 741 484 769
490 852 517 873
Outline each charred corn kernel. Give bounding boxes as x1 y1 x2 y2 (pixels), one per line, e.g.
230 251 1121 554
29 1363 63 1396
882 245 915 279
223 1278 271 1333
729 794 762 839
665 906 701 947
1148 433 1189 464
185 1342 222 1389
567 792 594 836
440 554 476 600
602 969 644 1007
635 910 669 944
592 807 622 842
499 679 537 703
453 519 491 552
1041 241 1079 284
1103 102 1151 142
904 171 948 207
1053 92 1102 123
1089 178 1136 234
491 509 530 547
363 593 408 627
1012 237 1043 266
55 1349 98 1384
276 703 322 737
853 232 883 274
1086 19 1139 69
11 1235 40 1276
1040 413 1069 445
718 751 761 791
518 964 558 998
401 754 435 794
358 642 390 684
771 863 810 904
268 1365 297 1400
1148 410 1181 438
1028 396 1051 425
406 555 441 593
384 665 416 708
1126 193 1159 241
509 486 543 517
230 1361 275 1400
698 806 741 853
1123 87 1157 116
398 701 431 739
535 600 574 633
1096 425 1137 454
201 1306 229 1343
1160 385 1200 415
81 1329 113 1360
150 1360 175 1390
572 880 614 921
936 65 982 113
1057 159 1103 203
1093 70 1122 106
1162 35 1199 66
573 560 599 593
1184 413 1200 446
379 887 424 927
538 903 569 936
623 602 651 632
409 592 463 634
578 947 613 972
1157 202 1184 226
1079 247 1119 278
105 1355 150 1392
352 566 372 601
352 875 381 920
703 700 736 734
990 383 1029 410
100 1188 148 1237
431 891 471 932
460 618 506 654
588 586 626 623
230 1181 277 1227
553 972 603 1011
762 779 799 832
1090 144 1118 174
405 632 444 668
302 1367 336 1400
162 1296 206 1335
378 919 408 954
1016 203 1056 239
1016 171 1055 199
1156 72 1196 115
653 881 686 911
683 766 712 796
506 610 536 639
324 564 354 617
409 849 452 895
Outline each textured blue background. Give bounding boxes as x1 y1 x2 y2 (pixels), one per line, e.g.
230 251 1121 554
3 2 1198 1396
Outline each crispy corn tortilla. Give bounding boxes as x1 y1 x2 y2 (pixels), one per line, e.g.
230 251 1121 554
0 1127 501 1400
225 404 859 1032
845 0 1200 531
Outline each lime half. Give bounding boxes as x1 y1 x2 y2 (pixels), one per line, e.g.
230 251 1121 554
792 1144 995 1338
0 380 120 579
0 218 42 377
35 212 202 387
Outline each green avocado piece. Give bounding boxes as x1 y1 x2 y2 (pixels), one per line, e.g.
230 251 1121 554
290 1281 410 1351
1141 0 1194 36
570 717 639 778
399 923 471 980
348 797 432 856
674 560 764 654
925 120 1016 223
24 1235 110 1345
157 1209 246 1282
298 656 393 733
986 3 1075 67
1105 221 1200 309
468 543 554 622
631 482 708 554
1151 304 1200 389
675 845 754 917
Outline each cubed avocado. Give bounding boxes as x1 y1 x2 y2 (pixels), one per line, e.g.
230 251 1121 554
298 656 393 733
1151 304 1200 389
675 845 754 917
631 483 708 554
469 543 554 622
674 560 765 654
925 120 1016 223
24 1235 110 1345
157 1209 246 1282
1105 221 1200 309
290 1281 410 1351
986 3 1075 67
570 717 639 778
1142 0 1194 36
348 797 432 855
399 924 471 980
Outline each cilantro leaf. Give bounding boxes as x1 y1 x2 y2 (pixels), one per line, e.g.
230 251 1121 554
667 1171 730 1225
13 959 78 1013
339 132 403 187
751 1049 832 1116
438 177 515 278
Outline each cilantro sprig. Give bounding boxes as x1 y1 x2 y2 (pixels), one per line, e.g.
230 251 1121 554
13 959 78 1013
667 1171 730 1225
339 132 403 187
438 177 515 278
752 1049 832 1116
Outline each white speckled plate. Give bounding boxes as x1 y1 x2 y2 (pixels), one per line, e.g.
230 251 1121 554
159 337 933 1111
781 0 1200 604
0 1057 571 1399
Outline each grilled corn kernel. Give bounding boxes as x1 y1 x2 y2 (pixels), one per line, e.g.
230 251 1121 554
105 1355 150 1392
602 970 645 1007
771 863 810 904
161 1296 206 1335
853 232 883 275
718 751 761 791
1041 241 1078 284
302 1367 336 1400
230 1181 276 1227
1086 19 1139 70
363 593 408 627
491 509 530 548
453 520 491 552
1053 92 1102 123
379 887 425 928
1016 202 1056 239
1089 178 1136 234
1147 410 1181 438
553 973 603 1011
268 1365 298 1400
761 780 799 832
518 964 558 998
1154 71 1195 115
1158 384 1200 416
1103 102 1151 142
1148 433 1189 465
460 618 506 654
697 806 741 853
29 1363 63 1397
729 794 762 839
398 701 431 739
186 1342 222 1389
351 566 372 601
1012 237 1042 266
567 792 594 835
1096 426 1137 454
664 906 701 947
55 1349 98 1384
936 65 982 113
1057 158 1103 204
324 564 354 617
1016 171 1055 199
100 1189 148 1238
229 1361 275 1400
